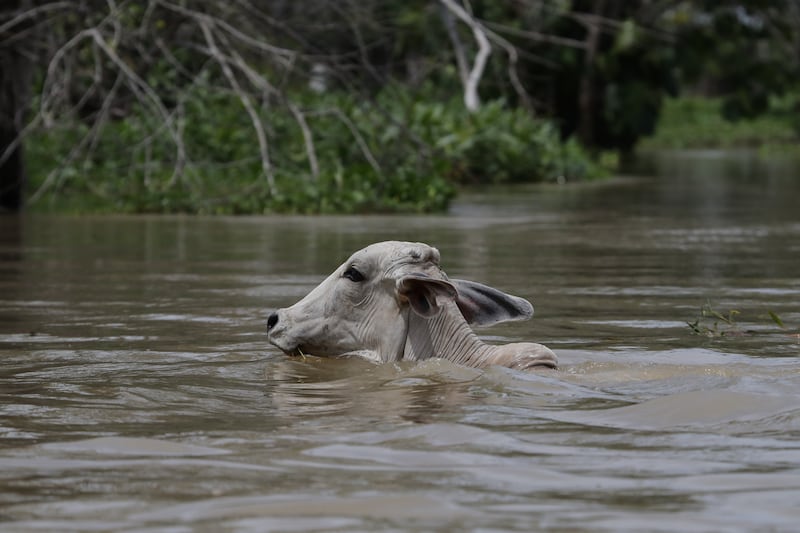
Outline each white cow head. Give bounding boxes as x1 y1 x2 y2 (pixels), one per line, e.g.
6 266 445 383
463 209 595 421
267 241 555 369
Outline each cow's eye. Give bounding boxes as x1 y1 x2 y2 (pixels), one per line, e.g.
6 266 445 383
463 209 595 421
343 267 365 282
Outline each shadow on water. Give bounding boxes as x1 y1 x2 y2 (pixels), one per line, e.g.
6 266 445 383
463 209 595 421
1 149 800 530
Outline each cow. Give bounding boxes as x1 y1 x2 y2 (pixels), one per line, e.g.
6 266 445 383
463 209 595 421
267 241 557 370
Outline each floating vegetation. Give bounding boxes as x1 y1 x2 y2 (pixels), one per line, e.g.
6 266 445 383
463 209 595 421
687 301 797 340
687 301 745 337
768 311 785 329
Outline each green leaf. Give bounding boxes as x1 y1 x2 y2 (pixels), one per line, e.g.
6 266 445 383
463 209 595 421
768 310 785 328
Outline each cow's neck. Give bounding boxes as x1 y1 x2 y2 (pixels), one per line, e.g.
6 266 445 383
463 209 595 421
402 301 494 366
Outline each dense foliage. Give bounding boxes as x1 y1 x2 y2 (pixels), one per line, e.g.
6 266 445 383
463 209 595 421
641 95 800 150
2 1 799 213
25 86 603 214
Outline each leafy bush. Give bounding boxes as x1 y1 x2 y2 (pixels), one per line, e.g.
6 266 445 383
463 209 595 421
380 91 604 184
25 86 602 214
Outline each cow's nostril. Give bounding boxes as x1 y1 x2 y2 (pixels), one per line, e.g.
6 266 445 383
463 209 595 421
267 312 279 331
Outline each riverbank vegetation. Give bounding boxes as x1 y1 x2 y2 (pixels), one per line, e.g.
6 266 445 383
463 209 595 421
641 95 800 150
24 87 603 214
2 1 799 214
688 301 798 341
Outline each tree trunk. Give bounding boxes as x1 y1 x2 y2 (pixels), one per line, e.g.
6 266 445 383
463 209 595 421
0 1 32 212
577 0 606 147
439 0 492 113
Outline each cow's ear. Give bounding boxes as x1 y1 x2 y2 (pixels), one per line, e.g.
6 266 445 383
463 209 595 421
397 274 457 318
452 279 534 326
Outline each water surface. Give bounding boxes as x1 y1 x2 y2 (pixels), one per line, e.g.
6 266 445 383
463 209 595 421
1 150 799 531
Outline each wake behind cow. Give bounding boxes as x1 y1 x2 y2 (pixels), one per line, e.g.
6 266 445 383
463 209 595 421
267 241 557 370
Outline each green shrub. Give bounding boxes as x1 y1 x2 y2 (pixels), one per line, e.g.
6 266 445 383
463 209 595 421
379 90 604 184
25 86 602 214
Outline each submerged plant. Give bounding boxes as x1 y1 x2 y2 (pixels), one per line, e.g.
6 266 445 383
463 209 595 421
687 301 798 340
687 302 744 337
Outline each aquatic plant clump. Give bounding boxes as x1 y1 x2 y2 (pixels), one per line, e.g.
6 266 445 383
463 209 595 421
687 301 797 340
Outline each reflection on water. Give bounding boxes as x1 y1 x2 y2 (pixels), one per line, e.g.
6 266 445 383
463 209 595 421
1 150 800 531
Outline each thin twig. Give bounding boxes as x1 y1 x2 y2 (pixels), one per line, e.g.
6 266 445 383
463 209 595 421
89 29 187 187
156 0 296 65
0 1 74 35
308 108 381 174
198 19 277 196
287 102 319 183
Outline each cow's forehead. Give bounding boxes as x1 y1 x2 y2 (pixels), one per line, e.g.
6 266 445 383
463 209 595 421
349 241 441 268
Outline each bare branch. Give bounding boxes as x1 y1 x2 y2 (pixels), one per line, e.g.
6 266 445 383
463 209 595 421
31 71 126 203
287 102 320 182
439 0 491 112
479 24 534 113
156 0 297 67
0 113 41 173
439 3 470 87
38 28 92 123
208 33 320 184
0 1 73 35
569 10 674 43
89 28 188 187
484 21 588 49
308 108 381 175
198 19 277 196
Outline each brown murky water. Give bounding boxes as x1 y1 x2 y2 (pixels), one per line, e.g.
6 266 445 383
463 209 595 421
1 150 799 531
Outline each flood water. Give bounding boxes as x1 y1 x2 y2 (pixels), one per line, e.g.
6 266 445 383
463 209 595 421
1 150 799 531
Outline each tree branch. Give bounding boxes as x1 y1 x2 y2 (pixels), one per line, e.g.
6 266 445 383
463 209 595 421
198 19 277 196
439 2 470 88
439 0 491 112
0 1 73 35
287 101 320 182
308 108 381 175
